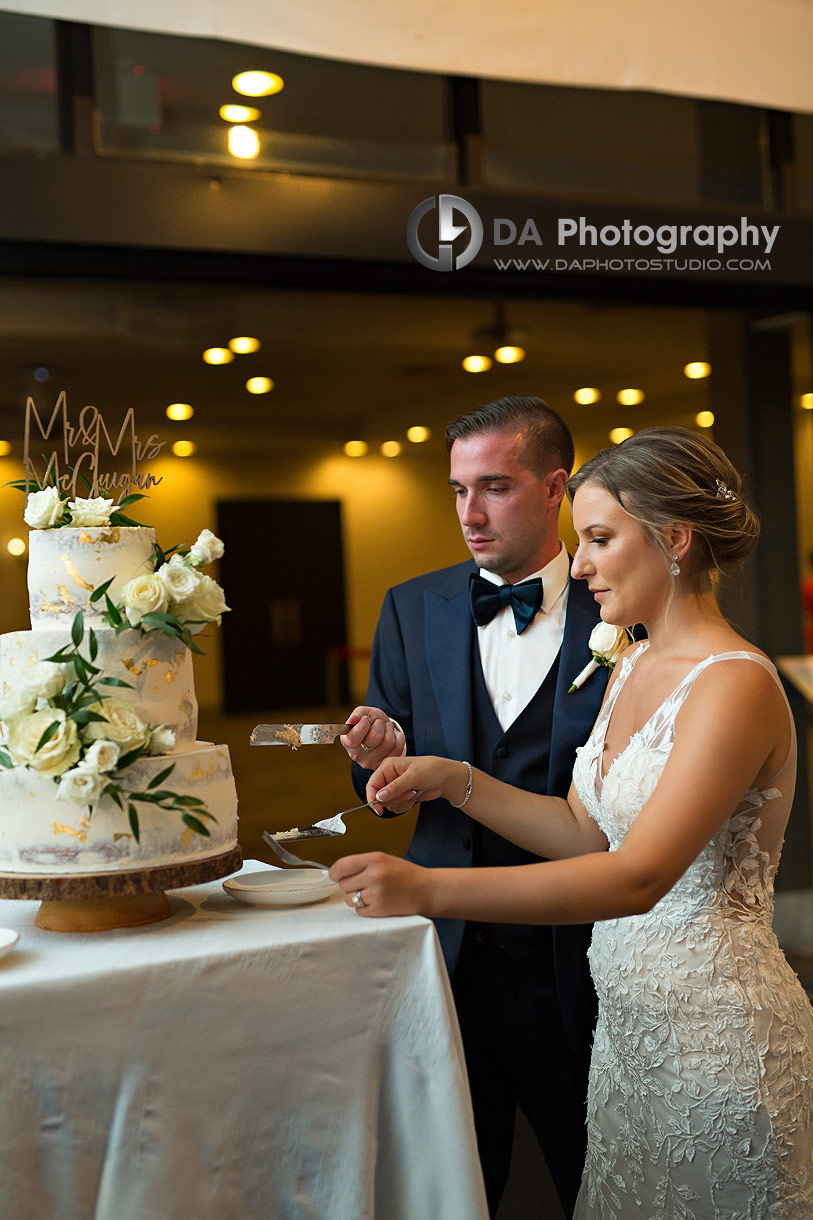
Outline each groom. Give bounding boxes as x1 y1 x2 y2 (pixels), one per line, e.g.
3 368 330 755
344 396 606 1218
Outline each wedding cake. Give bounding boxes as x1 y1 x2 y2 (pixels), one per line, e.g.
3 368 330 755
0 496 239 875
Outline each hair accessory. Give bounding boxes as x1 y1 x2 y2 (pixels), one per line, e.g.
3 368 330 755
670 555 681 576
715 479 736 501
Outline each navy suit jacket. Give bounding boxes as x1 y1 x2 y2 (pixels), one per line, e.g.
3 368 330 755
352 557 608 1059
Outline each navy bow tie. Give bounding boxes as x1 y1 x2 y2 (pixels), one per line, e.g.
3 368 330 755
469 573 544 635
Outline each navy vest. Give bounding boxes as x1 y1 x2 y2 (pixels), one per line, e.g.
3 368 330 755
469 647 560 962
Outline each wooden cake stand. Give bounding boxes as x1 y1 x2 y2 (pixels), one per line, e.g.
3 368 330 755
0 846 243 932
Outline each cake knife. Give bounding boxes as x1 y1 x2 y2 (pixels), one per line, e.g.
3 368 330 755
250 723 352 747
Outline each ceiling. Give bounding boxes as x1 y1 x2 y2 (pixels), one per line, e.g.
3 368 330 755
0 279 712 461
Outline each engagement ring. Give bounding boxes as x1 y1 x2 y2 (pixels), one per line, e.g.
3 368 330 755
352 890 367 909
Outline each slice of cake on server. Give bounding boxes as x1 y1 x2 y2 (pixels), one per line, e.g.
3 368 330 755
0 487 239 875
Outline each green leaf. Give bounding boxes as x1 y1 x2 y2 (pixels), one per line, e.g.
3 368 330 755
89 577 114 603
172 795 214 814
88 629 98 662
71 613 84 648
110 512 144 528
76 468 93 492
0 749 13 768
35 720 61 752
147 765 175 789
68 707 109 727
181 813 211 838
103 595 123 626
105 785 124 809
128 804 141 842
116 746 145 769
97 676 134 689
117 493 147 509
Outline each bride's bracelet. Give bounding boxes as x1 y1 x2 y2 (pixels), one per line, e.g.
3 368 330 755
450 760 473 809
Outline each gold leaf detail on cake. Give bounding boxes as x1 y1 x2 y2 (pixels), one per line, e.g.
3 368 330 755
113 832 135 842
164 670 174 684
56 584 77 606
50 817 91 843
146 659 157 668
60 555 94 591
41 596 70 613
79 527 121 544
180 827 196 847
121 659 142 675
190 760 216 781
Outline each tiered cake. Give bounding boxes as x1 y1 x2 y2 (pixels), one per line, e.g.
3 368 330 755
0 522 239 874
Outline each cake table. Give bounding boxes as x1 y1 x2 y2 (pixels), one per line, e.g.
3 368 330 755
0 846 242 931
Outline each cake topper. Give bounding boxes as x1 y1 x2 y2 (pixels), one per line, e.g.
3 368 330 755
24 391 166 500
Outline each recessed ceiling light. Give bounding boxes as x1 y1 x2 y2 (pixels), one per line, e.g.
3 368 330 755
573 388 601 405
462 355 492 373
228 125 260 159
684 362 711 379
609 427 633 444
246 377 274 394
381 441 402 457
219 104 261 123
616 389 644 406
801 393 813 410
7 537 25 556
494 345 525 364
406 426 431 443
203 347 234 365
229 336 261 354
344 440 368 457
0 439 11 455
695 411 715 428
172 440 197 457
232 71 284 97
166 403 193 421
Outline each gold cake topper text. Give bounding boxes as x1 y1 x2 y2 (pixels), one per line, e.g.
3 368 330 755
24 391 165 500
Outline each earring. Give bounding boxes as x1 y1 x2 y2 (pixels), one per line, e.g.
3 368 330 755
670 554 681 576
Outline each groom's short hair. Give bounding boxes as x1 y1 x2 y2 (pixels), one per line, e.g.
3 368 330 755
445 395 575 477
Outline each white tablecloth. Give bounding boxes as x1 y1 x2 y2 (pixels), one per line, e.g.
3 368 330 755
0 862 488 1220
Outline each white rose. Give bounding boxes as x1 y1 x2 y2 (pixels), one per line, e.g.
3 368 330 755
121 573 169 627
7 708 81 777
83 698 151 753
589 622 630 662
24 485 63 529
177 574 230 633
148 725 176 755
81 738 120 772
189 529 224 566
0 684 38 721
67 496 115 527
20 661 67 702
56 766 106 807
158 554 201 605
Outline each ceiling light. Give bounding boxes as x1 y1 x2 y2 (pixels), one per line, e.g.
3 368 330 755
232 71 284 97
166 403 193 421
0 440 10 456
406 426 431 443
801 393 813 410
344 440 368 458
695 411 715 428
462 355 492 373
381 441 402 457
684 361 711 379
573 388 601 405
616 388 645 406
172 440 197 457
203 347 234 365
228 125 260 159
494 345 525 364
219 104 261 123
7 537 25 556
246 377 274 394
609 427 633 444
229 336 261 354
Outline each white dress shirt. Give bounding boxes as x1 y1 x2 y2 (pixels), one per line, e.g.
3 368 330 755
476 541 570 732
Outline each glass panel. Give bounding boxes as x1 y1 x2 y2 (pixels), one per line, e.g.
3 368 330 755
0 12 59 152
480 81 704 203
93 27 454 180
793 114 813 212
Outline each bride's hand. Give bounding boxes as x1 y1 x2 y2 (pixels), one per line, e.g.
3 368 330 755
365 755 466 816
330 851 433 917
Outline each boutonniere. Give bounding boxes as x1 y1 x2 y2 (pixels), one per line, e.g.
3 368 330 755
568 623 633 693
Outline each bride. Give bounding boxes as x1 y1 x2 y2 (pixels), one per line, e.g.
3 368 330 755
330 426 813 1218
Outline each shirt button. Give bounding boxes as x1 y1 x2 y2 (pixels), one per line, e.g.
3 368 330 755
502 692 512 702
507 629 516 639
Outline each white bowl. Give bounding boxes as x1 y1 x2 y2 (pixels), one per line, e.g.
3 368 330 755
223 868 338 907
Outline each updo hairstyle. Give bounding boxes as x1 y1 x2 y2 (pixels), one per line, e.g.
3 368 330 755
566 426 760 584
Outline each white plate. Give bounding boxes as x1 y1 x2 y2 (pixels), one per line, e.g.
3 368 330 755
223 869 338 907
0 928 19 959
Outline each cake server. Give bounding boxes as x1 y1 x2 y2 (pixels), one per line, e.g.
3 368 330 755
263 801 377 848
250 723 352 747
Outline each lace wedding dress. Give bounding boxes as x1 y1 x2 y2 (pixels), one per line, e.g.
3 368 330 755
572 645 813 1220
